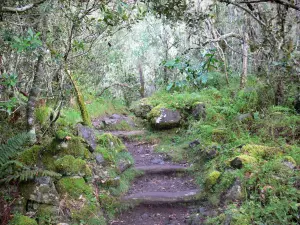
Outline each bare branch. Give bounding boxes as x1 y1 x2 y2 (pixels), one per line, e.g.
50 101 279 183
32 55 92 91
237 0 300 11
97 83 132 97
202 32 243 46
219 0 266 27
1 0 46 13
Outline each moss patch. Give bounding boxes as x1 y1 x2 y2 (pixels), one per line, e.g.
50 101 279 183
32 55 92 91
56 177 93 198
54 155 91 176
97 133 126 152
205 170 221 189
18 145 41 166
241 144 282 159
9 214 37 225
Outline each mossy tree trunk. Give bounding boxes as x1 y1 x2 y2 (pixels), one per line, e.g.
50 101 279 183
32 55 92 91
26 55 44 143
64 67 92 127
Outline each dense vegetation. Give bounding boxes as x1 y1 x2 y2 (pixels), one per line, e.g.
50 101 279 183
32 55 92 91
0 0 299 224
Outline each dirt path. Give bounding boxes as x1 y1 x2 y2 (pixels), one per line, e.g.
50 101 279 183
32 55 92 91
109 135 202 225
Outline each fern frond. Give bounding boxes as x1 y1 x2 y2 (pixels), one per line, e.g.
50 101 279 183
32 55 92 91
0 133 30 165
0 168 62 184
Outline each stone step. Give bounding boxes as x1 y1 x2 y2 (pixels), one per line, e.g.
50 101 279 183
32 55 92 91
122 189 202 204
135 165 189 174
105 130 145 138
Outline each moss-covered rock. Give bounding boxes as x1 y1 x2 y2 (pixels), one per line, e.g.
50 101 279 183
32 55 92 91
36 205 59 225
205 170 221 189
192 102 206 120
20 177 59 205
281 156 297 165
241 144 282 159
230 155 257 169
9 214 38 225
212 128 228 143
148 106 182 129
54 155 92 176
97 133 126 152
281 156 297 169
130 98 152 119
18 145 41 166
49 136 87 158
56 177 93 198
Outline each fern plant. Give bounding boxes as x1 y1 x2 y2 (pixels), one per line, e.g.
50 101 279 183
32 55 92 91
0 132 30 165
0 133 61 183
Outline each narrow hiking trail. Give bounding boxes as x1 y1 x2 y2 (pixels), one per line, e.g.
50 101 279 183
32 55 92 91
108 131 203 225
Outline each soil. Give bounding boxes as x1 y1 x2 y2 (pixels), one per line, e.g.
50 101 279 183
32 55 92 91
103 129 209 225
110 204 191 225
125 141 188 167
127 173 197 194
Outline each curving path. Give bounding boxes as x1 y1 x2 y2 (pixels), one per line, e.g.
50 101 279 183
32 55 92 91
109 131 202 225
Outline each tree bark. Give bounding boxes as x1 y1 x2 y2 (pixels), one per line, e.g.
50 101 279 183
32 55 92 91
138 64 145 98
240 32 249 89
26 55 43 143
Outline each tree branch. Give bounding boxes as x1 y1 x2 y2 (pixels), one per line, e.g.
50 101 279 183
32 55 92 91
237 0 300 11
202 32 243 46
1 0 46 13
219 0 266 27
97 83 132 97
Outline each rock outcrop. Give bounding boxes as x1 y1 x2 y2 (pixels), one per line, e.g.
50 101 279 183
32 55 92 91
148 107 182 129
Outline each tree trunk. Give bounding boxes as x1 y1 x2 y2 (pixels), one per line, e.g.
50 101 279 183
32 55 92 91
240 33 249 89
138 64 145 98
64 67 92 127
26 55 43 143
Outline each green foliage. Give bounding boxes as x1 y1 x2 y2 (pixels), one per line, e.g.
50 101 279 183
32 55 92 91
11 28 42 53
1 166 61 183
0 133 30 165
35 106 51 126
9 213 38 225
163 49 220 90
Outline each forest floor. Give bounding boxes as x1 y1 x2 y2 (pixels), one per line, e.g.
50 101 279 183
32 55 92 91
107 131 208 225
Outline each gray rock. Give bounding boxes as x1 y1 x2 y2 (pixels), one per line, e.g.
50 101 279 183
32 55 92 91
230 157 243 169
151 158 165 165
95 154 106 166
20 177 59 205
189 140 200 148
117 159 132 173
77 123 98 152
35 176 51 185
205 146 218 160
150 108 182 129
282 161 296 170
224 178 243 203
236 113 253 122
192 103 206 120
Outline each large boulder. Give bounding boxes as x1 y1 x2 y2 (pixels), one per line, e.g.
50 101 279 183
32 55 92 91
130 99 152 119
92 114 135 131
20 177 59 206
148 106 182 129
